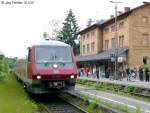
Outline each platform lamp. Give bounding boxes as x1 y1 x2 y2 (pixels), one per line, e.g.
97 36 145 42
110 0 122 80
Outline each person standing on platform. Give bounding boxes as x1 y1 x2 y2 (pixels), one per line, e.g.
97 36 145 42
126 68 131 81
145 67 150 82
139 67 143 81
133 67 138 80
106 68 110 78
96 66 99 79
93 66 96 78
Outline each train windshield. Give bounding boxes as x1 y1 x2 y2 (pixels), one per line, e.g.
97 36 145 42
35 46 73 68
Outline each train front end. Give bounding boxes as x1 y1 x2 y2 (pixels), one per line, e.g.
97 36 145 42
27 42 77 94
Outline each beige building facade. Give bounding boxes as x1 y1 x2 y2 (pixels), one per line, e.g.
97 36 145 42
77 3 150 77
80 27 103 56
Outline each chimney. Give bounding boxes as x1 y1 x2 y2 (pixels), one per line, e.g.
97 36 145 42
110 15 114 18
143 1 149 4
118 11 123 15
124 7 130 12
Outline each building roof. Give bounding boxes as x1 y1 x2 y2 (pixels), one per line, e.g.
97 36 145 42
76 48 128 62
78 2 150 35
32 40 70 47
78 23 102 35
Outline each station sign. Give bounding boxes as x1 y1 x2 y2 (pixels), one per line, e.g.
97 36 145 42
118 57 126 63
110 53 115 62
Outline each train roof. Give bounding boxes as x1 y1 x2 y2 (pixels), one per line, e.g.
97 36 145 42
32 40 70 47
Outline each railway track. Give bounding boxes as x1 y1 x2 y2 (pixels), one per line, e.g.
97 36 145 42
41 100 87 113
131 92 150 99
31 94 88 113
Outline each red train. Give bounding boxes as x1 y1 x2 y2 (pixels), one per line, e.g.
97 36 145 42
14 40 77 94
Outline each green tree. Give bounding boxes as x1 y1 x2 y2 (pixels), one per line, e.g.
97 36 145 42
0 54 6 80
5 57 17 71
57 9 80 55
0 54 4 72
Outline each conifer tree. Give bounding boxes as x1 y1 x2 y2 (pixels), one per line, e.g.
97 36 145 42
57 9 80 55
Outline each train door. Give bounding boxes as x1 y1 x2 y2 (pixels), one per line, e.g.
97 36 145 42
27 47 32 79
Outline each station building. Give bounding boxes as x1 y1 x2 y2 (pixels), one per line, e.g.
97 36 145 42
77 3 150 78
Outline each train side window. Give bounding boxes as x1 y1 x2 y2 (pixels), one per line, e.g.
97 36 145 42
28 47 31 62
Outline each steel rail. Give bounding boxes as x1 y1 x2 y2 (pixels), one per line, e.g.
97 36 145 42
40 97 88 113
58 95 89 113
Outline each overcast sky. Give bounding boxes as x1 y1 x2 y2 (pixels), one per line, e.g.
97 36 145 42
0 0 149 58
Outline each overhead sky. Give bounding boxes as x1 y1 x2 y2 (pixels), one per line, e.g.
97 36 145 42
0 0 149 58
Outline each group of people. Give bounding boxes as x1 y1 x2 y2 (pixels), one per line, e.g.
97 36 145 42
78 67 99 79
139 67 150 82
78 65 150 82
119 66 150 82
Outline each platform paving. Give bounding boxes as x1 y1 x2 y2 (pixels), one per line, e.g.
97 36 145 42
75 85 150 113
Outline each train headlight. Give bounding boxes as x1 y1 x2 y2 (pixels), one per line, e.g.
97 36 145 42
53 64 58 69
70 75 74 79
36 75 41 80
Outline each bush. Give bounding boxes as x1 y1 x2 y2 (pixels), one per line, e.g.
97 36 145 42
88 100 98 112
133 87 142 93
124 86 135 93
84 97 89 105
113 84 120 92
136 104 141 113
0 72 6 81
0 55 8 81
120 104 132 113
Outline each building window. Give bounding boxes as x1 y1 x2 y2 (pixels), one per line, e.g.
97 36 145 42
87 44 90 53
87 33 89 38
82 34 85 40
83 45 85 54
142 16 148 26
142 34 148 46
119 22 124 29
91 42 95 52
143 56 148 65
91 31 95 37
119 35 124 48
104 27 109 33
105 40 109 50
111 38 116 48
111 24 115 32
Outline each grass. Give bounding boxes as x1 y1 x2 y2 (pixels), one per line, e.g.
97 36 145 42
75 91 134 113
0 74 37 113
136 104 141 113
61 92 104 113
87 99 98 113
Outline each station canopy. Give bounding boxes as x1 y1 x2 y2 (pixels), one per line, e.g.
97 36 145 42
76 48 128 62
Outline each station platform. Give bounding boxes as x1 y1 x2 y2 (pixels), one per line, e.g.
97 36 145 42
77 76 150 90
74 84 150 113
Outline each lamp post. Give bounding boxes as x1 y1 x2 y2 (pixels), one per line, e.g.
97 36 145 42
110 1 121 80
